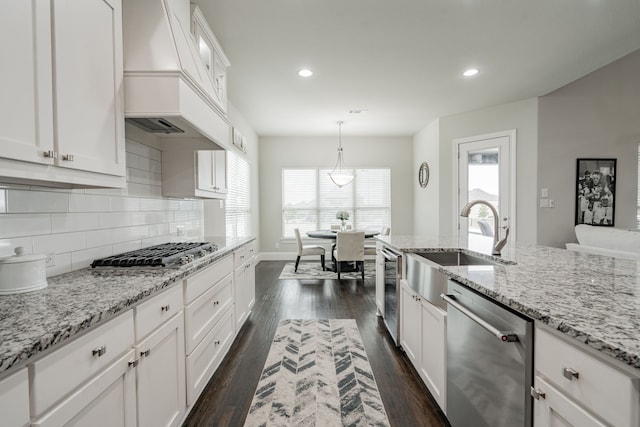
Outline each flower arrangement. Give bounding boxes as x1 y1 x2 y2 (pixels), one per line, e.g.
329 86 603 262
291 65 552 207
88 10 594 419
335 211 350 221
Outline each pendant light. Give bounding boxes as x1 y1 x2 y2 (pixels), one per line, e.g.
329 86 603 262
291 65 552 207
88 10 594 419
328 121 354 187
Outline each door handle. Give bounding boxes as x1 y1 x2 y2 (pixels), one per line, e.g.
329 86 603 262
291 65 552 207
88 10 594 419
441 294 518 343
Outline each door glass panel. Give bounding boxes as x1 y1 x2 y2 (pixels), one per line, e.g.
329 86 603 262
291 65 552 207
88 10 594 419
467 148 500 245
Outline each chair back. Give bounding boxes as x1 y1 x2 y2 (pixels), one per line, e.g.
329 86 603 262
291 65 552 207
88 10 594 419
294 228 304 253
381 227 391 236
336 231 365 262
477 221 494 237
330 225 340 230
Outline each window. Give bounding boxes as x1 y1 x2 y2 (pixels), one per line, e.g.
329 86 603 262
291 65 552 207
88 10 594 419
637 144 640 228
282 168 390 238
226 151 250 239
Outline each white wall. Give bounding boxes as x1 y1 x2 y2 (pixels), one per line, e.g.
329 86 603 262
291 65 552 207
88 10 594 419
259 135 413 256
413 119 440 235
537 49 640 247
0 134 204 276
413 98 539 244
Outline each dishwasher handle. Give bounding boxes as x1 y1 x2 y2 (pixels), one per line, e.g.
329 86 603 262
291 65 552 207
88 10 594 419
441 293 519 343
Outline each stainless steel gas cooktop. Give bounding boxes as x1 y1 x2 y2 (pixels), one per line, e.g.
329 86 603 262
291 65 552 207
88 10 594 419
90 242 216 268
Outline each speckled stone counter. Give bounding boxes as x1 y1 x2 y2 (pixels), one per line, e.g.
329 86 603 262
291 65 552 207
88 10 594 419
0 237 255 376
377 235 640 373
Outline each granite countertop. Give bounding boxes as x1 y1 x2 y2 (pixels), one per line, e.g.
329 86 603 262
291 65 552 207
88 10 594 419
0 237 255 376
377 235 640 373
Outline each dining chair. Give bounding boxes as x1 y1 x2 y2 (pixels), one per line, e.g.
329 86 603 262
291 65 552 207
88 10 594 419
477 220 494 237
364 226 390 256
330 224 341 230
294 228 325 272
335 231 365 280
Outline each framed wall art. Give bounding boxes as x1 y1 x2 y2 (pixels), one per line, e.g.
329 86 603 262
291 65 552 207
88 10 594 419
575 158 616 226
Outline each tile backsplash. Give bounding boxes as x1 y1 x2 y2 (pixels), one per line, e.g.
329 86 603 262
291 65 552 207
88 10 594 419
0 138 203 276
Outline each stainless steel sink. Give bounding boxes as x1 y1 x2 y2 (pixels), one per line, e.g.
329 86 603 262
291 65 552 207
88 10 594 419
415 250 508 266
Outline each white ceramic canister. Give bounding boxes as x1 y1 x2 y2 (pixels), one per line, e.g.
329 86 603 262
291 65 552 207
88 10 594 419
0 247 48 295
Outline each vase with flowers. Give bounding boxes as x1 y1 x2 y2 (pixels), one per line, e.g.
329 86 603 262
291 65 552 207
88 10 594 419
336 210 350 231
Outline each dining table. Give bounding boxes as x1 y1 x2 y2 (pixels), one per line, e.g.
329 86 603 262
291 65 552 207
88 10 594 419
306 229 380 272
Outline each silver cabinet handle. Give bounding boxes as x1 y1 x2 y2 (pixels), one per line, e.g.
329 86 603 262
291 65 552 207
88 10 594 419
161 304 170 312
140 349 150 357
61 154 74 161
92 346 107 357
128 359 139 368
530 387 546 400
441 294 519 343
214 340 221 345
213 300 219 306
562 366 580 380
43 150 58 159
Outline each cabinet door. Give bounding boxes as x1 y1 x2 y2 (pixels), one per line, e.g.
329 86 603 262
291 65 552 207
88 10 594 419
533 377 607 427
136 313 186 427
419 299 447 412
197 151 214 191
51 0 125 176
234 265 248 330
375 251 384 316
213 150 227 194
0 1 54 164
32 350 136 427
400 284 420 366
0 368 30 427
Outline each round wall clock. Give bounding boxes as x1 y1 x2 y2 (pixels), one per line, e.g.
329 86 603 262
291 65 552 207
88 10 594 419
418 162 430 188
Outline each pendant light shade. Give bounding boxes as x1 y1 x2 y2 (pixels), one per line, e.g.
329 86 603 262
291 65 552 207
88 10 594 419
328 121 354 188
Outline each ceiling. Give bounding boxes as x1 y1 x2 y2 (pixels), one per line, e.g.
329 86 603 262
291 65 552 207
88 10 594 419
195 0 640 137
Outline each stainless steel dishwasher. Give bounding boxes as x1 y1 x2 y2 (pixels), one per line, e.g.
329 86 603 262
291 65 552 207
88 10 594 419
441 281 533 427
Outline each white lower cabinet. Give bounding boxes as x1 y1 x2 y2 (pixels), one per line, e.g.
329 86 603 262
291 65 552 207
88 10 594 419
400 280 447 412
234 243 256 331
135 313 185 427
32 350 137 427
533 326 640 427
0 368 30 427
533 377 607 427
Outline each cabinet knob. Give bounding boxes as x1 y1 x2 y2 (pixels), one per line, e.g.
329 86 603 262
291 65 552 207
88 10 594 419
43 150 58 159
562 366 580 380
128 359 139 368
141 349 150 358
92 345 107 357
530 387 546 400
214 340 221 345
213 300 219 306
161 304 170 312
61 154 74 162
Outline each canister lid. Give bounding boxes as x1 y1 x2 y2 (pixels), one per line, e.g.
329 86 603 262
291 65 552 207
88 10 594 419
0 247 47 264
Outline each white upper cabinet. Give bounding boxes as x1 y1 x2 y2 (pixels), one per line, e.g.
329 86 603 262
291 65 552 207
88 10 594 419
0 0 126 188
51 0 125 176
197 150 227 197
162 148 227 199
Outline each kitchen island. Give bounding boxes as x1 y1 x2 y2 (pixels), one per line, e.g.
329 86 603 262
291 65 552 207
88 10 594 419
378 234 640 427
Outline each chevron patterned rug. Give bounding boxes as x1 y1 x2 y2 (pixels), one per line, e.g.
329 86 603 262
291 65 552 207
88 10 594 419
278 262 375 281
244 319 390 427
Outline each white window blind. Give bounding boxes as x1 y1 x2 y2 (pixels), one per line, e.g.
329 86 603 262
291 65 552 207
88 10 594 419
637 144 640 229
226 151 251 239
282 167 391 238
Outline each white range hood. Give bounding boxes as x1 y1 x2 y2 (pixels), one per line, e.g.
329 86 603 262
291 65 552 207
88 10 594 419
122 0 230 148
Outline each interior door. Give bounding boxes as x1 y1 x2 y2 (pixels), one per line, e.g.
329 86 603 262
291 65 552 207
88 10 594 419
456 131 515 248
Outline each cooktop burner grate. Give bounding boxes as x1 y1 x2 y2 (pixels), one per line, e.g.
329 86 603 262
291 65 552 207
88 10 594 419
91 242 216 267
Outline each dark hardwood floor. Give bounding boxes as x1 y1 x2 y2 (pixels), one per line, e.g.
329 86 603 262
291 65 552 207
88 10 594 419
182 261 449 427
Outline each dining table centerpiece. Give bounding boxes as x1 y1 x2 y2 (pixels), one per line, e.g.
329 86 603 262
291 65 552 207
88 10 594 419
336 210 350 231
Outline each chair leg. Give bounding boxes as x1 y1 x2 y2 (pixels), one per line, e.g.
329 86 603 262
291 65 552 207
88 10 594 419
295 256 301 272
320 254 325 271
337 261 341 279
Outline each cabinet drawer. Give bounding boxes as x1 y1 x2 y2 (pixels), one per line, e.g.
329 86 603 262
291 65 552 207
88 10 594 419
30 310 134 416
533 376 607 427
185 274 233 354
184 255 233 304
32 349 136 427
233 242 255 269
135 285 183 341
0 368 30 427
535 328 640 427
186 308 234 405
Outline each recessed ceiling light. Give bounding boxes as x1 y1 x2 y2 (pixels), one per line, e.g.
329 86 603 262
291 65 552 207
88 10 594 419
463 68 479 77
298 69 313 77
